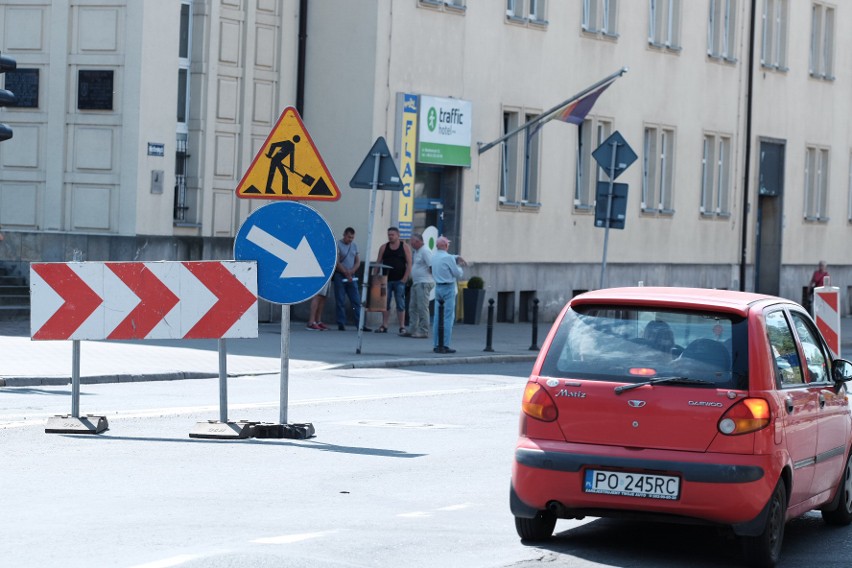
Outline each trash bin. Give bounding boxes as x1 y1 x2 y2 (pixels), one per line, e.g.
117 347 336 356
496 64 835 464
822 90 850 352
456 280 467 322
368 274 387 312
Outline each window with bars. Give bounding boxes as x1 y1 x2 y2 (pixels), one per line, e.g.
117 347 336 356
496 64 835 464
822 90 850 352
575 117 613 210
809 2 834 80
648 0 682 50
708 0 737 61
642 125 676 214
700 133 732 217
804 145 829 221
761 0 788 70
174 0 193 223
582 0 618 36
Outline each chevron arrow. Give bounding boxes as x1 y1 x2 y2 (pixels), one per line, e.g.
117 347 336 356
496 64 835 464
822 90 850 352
32 264 104 340
182 262 257 339
106 263 180 340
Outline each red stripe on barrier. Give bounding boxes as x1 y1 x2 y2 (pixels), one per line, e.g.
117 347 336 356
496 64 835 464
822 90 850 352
106 263 180 340
181 262 257 339
817 316 840 356
32 264 103 340
817 291 839 313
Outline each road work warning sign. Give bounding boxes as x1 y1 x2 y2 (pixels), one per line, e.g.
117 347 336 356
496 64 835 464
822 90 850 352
236 107 341 201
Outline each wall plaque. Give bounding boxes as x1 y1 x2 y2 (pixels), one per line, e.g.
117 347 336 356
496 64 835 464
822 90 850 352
78 70 114 110
5 69 38 108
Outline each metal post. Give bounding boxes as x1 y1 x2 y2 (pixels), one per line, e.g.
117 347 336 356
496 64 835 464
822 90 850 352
218 339 228 423
484 298 495 352
529 298 540 351
71 340 81 418
599 138 619 289
437 298 445 349
357 152 382 354
280 304 290 425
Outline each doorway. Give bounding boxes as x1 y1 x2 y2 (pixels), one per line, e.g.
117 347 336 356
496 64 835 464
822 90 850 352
413 164 461 248
755 140 785 295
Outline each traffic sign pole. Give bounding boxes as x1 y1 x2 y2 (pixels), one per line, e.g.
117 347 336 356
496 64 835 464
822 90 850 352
280 305 291 424
356 151 382 355
218 339 228 423
600 138 618 289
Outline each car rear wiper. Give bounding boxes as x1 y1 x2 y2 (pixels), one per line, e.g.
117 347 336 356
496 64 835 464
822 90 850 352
614 376 716 394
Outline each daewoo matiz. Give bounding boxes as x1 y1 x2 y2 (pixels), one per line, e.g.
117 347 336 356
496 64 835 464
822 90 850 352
511 287 852 567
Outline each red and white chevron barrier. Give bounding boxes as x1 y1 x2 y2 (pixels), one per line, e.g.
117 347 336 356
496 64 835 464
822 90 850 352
814 283 841 358
30 261 258 341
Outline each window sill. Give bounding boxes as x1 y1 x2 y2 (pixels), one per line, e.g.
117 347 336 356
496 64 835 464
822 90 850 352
521 201 542 210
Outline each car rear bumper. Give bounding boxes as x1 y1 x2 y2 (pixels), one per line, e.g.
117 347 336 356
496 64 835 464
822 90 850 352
512 438 777 526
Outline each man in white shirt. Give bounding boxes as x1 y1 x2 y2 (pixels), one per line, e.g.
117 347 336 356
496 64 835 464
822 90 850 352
430 236 466 353
404 232 434 338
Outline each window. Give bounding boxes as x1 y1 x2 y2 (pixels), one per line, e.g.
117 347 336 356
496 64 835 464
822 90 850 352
809 2 835 80
765 310 803 386
175 1 193 223
790 312 831 383
708 0 737 60
523 112 541 204
649 0 682 50
507 0 546 24
582 0 618 36
847 151 852 223
642 125 675 214
803 145 829 221
500 109 542 207
700 133 732 217
761 0 788 70
420 0 466 12
576 117 613 210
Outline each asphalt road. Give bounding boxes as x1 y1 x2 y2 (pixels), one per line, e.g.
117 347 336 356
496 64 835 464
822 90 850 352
3 361 852 568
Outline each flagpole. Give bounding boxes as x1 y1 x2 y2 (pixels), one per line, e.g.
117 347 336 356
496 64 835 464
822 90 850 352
477 66 628 155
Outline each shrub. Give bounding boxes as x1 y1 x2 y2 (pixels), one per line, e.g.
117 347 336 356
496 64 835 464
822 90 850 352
467 276 485 289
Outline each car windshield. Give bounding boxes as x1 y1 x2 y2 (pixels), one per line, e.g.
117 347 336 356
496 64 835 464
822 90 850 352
540 304 749 390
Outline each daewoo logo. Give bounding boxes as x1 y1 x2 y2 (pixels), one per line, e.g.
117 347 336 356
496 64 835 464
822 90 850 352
689 401 724 407
628 400 646 408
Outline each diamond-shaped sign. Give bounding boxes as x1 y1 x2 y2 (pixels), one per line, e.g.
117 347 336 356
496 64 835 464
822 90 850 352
592 130 637 180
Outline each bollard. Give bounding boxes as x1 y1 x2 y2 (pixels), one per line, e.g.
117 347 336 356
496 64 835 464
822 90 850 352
484 298 495 352
437 298 446 349
529 298 539 351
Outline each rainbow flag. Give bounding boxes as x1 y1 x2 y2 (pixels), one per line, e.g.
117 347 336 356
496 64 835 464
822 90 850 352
551 81 613 125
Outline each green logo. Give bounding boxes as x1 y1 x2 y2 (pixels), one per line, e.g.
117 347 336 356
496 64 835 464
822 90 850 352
427 107 437 132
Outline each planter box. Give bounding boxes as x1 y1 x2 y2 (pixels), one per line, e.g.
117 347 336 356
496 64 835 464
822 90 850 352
462 288 485 324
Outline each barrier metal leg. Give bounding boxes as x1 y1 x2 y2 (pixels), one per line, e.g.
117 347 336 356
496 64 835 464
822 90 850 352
45 340 109 435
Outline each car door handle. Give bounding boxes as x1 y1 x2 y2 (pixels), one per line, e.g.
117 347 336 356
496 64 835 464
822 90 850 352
785 397 794 414
819 393 826 409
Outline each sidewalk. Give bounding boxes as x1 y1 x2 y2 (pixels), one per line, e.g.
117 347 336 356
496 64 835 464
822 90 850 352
0 318 543 387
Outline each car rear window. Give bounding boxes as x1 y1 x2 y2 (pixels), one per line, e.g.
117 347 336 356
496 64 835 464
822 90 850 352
540 304 749 389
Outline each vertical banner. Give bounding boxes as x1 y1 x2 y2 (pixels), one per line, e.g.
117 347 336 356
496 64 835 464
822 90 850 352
397 93 418 239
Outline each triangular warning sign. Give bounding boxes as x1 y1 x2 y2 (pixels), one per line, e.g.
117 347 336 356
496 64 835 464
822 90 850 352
350 137 404 191
236 107 341 201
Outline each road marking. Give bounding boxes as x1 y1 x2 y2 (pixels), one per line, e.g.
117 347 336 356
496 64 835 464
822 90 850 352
252 530 334 544
337 419 462 429
436 503 474 511
398 503 475 518
127 554 203 568
397 511 432 518
0 384 520 429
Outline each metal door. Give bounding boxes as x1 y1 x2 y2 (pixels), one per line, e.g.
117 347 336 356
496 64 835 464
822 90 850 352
755 140 785 295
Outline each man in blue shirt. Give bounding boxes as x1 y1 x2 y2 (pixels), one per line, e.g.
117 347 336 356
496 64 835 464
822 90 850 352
430 236 466 353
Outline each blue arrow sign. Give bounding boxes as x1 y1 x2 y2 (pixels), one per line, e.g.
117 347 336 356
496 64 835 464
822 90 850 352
234 202 336 305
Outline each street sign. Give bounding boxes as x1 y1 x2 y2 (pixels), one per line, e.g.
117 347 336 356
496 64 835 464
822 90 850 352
236 106 341 201
594 181 628 230
234 201 337 305
592 130 637 180
30 261 258 340
350 136 403 191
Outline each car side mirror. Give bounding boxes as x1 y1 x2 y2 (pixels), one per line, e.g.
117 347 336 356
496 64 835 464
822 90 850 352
832 359 852 384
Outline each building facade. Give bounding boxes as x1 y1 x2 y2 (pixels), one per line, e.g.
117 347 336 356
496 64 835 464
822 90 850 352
1 0 850 321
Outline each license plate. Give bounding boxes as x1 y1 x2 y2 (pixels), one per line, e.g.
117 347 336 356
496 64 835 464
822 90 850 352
584 469 680 500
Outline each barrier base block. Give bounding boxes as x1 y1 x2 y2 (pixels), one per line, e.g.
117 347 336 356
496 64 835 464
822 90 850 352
189 420 253 439
251 422 315 439
45 414 109 435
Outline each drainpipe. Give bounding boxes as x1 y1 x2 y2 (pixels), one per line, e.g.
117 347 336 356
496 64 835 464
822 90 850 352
296 0 308 116
739 0 756 291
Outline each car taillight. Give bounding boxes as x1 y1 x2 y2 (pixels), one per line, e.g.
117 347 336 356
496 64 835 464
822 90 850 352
718 398 770 435
521 382 558 422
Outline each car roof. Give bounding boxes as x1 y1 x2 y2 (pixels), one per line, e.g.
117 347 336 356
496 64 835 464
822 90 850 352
570 287 790 317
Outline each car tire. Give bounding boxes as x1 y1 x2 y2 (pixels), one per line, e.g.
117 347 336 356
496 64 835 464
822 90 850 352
514 511 556 541
822 451 852 526
741 480 786 568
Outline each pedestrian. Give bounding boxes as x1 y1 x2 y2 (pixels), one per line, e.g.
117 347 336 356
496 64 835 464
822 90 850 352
306 280 330 331
809 260 830 290
333 227 368 331
431 236 466 353
374 227 412 335
404 232 434 338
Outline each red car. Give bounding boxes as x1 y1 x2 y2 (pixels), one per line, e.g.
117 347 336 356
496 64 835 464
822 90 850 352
511 287 852 567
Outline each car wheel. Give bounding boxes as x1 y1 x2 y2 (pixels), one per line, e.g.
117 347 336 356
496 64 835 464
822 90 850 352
823 451 852 526
741 481 786 568
514 511 556 541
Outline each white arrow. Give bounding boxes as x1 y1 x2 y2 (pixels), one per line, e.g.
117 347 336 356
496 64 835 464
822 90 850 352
246 225 325 278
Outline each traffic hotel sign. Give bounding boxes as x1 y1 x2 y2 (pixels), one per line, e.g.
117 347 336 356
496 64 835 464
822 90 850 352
418 95 472 167
234 201 337 305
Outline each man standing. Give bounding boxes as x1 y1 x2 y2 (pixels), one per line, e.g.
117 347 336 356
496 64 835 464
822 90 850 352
333 227 363 331
405 232 434 338
375 227 412 335
431 236 465 353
